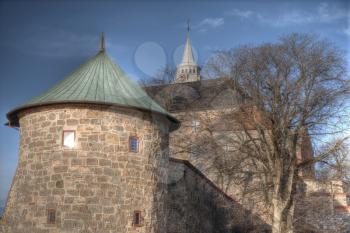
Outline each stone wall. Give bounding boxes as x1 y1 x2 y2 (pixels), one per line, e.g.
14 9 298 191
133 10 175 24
295 179 350 233
168 109 274 226
0 104 171 233
167 158 271 233
167 107 350 232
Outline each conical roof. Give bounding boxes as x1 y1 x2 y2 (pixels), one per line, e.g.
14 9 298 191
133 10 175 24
180 34 196 66
7 44 178 127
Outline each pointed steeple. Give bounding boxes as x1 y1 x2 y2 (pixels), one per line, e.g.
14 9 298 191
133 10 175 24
181 24 196 65
175 20 200 83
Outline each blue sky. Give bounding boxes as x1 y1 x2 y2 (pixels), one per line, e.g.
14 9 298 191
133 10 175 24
0 0 349 204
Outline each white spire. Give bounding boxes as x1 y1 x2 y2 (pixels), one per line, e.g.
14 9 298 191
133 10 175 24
181 32 196 65
174 20 201 83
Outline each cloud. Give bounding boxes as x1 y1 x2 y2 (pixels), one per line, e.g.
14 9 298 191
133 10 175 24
227 2 348 28
196 17 224 32
317 2 348 23
227 9 254 19
344 27 350 37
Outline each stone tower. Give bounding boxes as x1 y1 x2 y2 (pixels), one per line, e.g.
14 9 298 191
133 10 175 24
0 34 178 233
174 24 200 83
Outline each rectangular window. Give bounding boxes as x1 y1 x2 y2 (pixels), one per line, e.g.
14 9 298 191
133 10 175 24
62 130 75 148
129 136 138 153
133 210 142 226
47 209 56 224
191 119 200 132
224 144 234 152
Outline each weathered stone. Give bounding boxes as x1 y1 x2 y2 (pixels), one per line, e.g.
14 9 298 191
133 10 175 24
103 206 115 214
71 158 82 166
55 180 64 188
1 104 171 233
62 151 77 158
98 159 111 167
66 119 78 126
80 189 94 197
53 165 68 173
86 158 98 166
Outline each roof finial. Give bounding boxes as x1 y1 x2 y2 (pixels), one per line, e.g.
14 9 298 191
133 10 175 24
187 19 190 34
100 32 105 52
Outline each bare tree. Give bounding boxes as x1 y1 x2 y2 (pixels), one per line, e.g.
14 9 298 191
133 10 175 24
316 139 350 182
204 33 350 233
139 65 176 86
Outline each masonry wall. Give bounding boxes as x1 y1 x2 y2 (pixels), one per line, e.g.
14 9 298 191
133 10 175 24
0 104 170 233
167 158 271 233
295 179 350 233
168 109 274 226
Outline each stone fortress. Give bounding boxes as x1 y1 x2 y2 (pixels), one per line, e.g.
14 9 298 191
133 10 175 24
0 31 349 233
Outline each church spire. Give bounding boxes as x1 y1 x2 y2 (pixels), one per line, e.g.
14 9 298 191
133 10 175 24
181 20 196 66
174 21 200 83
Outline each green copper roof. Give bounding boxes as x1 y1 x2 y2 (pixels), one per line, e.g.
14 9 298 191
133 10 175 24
7 48 178 127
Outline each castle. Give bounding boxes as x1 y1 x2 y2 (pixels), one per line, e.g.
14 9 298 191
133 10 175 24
0 32 349 233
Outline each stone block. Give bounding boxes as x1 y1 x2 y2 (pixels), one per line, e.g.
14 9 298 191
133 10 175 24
80 189 94 197
71 158 82 166
63 151 77 158
53 165 68 173
99 159 111 167
63 219 82 229
87 158 98 166
67 119 78 126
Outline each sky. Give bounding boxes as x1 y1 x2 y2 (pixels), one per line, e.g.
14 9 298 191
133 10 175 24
0 0 349 206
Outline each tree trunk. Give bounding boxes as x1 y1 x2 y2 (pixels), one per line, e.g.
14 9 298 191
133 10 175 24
272 196 295 233
272 198 283 233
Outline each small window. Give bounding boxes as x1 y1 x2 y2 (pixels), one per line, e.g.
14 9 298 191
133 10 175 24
224 144 234 152
47 209 56 224
62 130 75 148
191 119 200 132
129 136 138 153
133 210 142 226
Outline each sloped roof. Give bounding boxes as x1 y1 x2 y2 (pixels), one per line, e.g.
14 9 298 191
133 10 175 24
145 78 243 112
7 49 179 127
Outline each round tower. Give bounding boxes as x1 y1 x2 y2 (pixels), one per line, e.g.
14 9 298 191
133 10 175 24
0 34 179 233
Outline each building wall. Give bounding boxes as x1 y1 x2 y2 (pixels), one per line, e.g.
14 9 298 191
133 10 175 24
295 179 350 233
167 158 271 233
0 104 170 233
168 108 274 225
